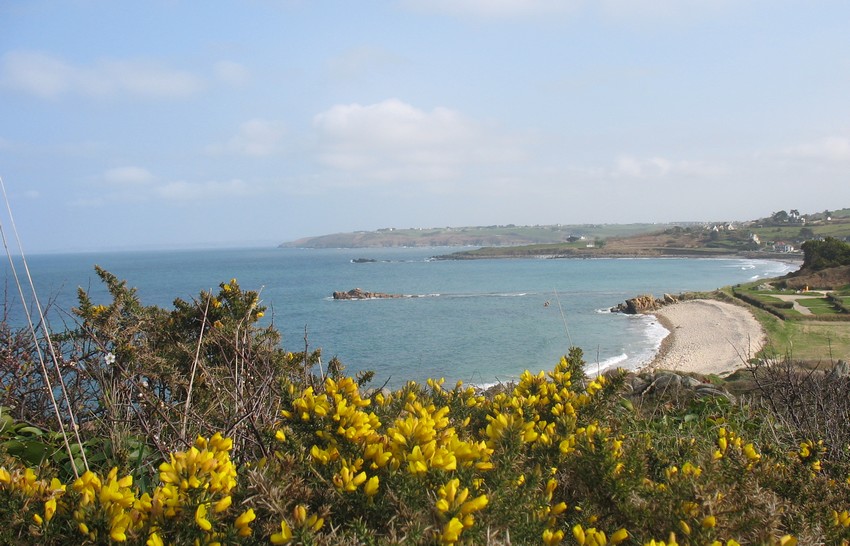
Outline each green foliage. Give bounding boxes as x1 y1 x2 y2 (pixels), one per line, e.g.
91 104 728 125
801 237 850 271
2 274 850 545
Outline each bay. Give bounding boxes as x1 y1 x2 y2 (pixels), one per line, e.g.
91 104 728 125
3 247 796 388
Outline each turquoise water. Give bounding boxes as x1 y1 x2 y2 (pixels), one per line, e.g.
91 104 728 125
4 247 796 387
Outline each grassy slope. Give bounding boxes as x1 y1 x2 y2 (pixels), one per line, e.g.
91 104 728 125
718 286 850 364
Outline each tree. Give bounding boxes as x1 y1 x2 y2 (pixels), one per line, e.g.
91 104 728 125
800 237 850 271
771 210 790 224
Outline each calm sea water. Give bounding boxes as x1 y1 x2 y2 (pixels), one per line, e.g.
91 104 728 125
3 247 796 388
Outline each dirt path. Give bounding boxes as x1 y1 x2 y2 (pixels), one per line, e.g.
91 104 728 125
771 294 822 316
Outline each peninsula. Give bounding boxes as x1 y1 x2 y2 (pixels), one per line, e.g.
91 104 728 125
281 208 850 260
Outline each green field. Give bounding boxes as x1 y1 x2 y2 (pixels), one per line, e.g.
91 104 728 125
722 283 850 362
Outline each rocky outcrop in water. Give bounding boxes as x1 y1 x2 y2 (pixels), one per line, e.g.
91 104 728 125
612 293 679 314
333 288 404 300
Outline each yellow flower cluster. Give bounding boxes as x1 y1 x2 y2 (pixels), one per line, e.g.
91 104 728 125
571 523 629 546
73 467 147 541
1 433 254 544
713 427 761 468
283 375 494 484
435 477 488 543
152 432 250 543
270 504 324 544
794 439 825 474
0 466 66 526
641 532 796 546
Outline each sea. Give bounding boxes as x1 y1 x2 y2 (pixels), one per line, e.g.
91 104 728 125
2 247 797 389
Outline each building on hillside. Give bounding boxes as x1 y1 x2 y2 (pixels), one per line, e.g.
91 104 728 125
773 242 795 253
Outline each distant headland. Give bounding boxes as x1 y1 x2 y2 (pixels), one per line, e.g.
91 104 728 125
280 207 849 260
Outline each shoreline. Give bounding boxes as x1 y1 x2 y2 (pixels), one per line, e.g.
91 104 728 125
644 299 766 376
434 249 804 264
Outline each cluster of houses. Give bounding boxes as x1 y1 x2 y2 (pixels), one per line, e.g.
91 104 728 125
708 221 799 253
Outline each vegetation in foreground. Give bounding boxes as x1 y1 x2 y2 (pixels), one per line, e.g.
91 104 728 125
1 271 850 545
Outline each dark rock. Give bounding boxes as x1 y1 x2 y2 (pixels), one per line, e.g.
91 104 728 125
681 376 702 388
629 375 651 395
650 373 682 390
694 385 734 402
333 288 404 300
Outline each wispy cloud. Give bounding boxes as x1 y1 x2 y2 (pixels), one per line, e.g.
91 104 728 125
103 166 156 186
1 50 204 99
75 167 258 207
313 99 525 188
326 46 407 81
208 119 286 157
784 136 850 162
214 60 251 86
154 179 255 201
612 155 724 178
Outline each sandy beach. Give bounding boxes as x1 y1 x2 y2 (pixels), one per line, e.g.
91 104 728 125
648 299 765 376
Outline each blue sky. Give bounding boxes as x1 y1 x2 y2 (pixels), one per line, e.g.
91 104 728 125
2 1 849 253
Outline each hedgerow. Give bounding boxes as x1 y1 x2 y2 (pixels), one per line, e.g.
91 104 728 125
1 272 849 545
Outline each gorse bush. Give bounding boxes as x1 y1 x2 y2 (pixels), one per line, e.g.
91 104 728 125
1 272 850 544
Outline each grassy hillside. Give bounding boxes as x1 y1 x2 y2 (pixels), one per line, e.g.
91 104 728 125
280 223 684 249
441 209 850 259
281 208 850 256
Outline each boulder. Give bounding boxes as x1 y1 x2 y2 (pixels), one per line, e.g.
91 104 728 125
618 294 659 314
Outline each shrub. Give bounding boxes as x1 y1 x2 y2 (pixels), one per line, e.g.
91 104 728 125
2 274 849 545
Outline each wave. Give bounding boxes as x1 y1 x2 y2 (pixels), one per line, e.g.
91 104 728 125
443 292 531 299
351 259 433 264
587 353 629 374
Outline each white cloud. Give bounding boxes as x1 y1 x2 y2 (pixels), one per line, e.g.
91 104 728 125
209 119 286 157
154 179 255 201
214 60 251 86
785 136 850 162
1 50 204 99
103 166 155 185
313 99 524 187
400 0 579 18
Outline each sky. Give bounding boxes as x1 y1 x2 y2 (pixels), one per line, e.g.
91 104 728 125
1 0 849 253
